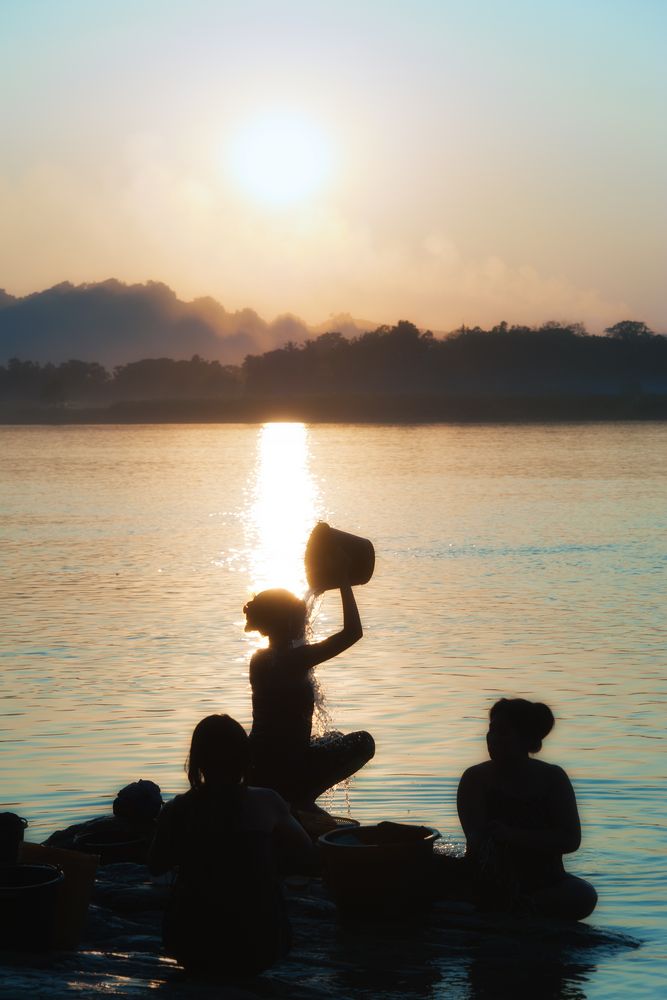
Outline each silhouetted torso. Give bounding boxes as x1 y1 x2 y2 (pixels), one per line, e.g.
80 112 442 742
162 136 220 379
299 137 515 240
462 758 568 898
150 786 289 975
484 778 565 890
247 640 375 806
249 649 314 765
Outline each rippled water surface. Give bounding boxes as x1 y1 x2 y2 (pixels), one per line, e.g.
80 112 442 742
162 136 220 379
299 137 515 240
1 423 666 998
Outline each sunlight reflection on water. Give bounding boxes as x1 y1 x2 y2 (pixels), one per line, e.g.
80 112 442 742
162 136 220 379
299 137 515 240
246 422 321 597
1 422 666 998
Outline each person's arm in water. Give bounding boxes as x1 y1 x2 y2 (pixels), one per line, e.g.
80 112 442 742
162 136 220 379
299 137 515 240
291 579 363 672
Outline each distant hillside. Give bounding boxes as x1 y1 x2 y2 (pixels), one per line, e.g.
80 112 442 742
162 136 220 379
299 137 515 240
0 280 373 366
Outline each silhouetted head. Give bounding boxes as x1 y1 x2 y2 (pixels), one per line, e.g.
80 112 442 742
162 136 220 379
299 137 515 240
113 780 163 821
486 698 555 762
243 588 307 643
186 714 249 789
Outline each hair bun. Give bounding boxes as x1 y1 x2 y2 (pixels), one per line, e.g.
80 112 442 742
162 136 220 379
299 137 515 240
531 702 555 742
489 697 555 754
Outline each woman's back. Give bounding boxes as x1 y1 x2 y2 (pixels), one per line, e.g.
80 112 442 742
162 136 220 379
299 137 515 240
463 758 566 892
150 785 291 975
249 649 315 760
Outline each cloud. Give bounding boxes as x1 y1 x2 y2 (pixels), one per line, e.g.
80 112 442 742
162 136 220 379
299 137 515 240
0 279 324 366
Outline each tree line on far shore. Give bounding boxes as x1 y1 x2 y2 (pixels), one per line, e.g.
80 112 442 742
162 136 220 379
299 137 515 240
1 319 666 407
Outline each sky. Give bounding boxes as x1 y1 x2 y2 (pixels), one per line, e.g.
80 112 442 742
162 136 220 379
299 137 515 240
1 0 665 333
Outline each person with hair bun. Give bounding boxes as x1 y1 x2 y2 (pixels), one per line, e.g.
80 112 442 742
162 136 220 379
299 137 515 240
148 714 313 977
244 567 375 810
456 698 597 920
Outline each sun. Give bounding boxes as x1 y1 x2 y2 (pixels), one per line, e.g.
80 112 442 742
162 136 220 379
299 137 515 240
226 112 334 206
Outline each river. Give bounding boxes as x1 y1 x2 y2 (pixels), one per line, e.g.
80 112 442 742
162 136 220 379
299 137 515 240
1 422 665 998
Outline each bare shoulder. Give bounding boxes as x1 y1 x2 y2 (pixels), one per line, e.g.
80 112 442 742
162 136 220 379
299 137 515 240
280 642 319 672
246 786 289 817
531 758 568 777
250 649 272 666
160 793 187 818
459 762 491 786
544 760 573 784
247 785 286 805
249 648 272 678
531 758 573 788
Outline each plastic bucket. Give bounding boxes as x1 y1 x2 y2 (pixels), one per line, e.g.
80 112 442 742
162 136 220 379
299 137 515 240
20 842 98 949
294 808 359 841
0 864 64 950
318 823 439 912
0 813 28 865
305 523 375 593
73 828 148 864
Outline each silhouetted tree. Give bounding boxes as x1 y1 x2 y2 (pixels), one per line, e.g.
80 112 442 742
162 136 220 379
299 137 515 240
604 320 654 340
111 356 240 400
3 319 666 411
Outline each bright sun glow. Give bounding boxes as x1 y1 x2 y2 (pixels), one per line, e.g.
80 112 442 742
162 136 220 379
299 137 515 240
226 113 334 206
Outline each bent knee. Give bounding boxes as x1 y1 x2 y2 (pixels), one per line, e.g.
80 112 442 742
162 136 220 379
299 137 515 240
575 879 598 919
549 876 598 921
359 731 375 760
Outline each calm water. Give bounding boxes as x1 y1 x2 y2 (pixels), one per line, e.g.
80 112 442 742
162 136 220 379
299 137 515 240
1 423 666 998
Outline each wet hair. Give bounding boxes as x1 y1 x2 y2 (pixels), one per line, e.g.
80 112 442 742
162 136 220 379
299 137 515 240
490 698 555 754
243 588 308 642
186 714 249 788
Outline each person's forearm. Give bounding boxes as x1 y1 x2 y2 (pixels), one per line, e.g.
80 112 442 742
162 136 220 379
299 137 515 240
299 582 363 665
340 581 362 641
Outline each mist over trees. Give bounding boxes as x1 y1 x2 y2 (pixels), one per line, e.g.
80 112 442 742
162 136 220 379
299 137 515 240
0 279 372 367
2 319 666 419
2 280 664 409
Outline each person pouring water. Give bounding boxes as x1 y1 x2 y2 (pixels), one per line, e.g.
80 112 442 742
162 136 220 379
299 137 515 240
243 523 375 811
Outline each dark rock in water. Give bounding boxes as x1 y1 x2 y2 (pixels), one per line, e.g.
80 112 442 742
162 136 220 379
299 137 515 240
0 860 640 999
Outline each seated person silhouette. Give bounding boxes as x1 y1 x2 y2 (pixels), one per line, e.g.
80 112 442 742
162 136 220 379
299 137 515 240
244 568 375 811
148 714 313 977
456 698 597 920
45 779 162 859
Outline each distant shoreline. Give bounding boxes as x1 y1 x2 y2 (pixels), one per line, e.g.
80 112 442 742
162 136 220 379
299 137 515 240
2 393 667 425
